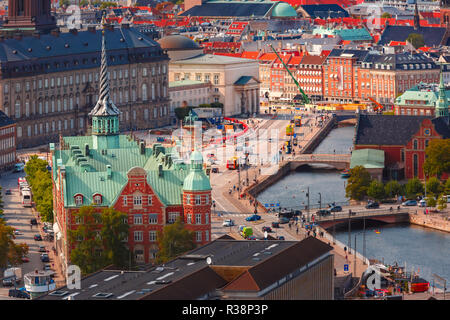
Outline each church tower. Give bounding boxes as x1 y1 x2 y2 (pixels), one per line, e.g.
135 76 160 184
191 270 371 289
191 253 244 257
89 16 122 150
436 65 449 118
413 0 420 30
3 0 56 33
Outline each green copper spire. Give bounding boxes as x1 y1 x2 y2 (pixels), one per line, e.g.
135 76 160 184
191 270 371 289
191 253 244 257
436 64 449 118
90 15 121 150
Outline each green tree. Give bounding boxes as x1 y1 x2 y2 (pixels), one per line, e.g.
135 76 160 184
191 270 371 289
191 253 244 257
381 12 392 19
426 177 443 195
367 180 386 201
100 208 130 268
445 178 450 194
69 206 106 275
59 0 70 7
79 0 88 6
0 219 29 268
99 1 118 9
385 180 403 199
345 166 372 201
406 33 425 49
156 218 195 263
424 140 450 178
425 194 437 208
174 106 193 120
405 178 424 199
437 194 448 211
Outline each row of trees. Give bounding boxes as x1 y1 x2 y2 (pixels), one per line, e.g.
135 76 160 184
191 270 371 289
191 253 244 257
69 206 195 275
0 187 29 269
346 166 449 209
24 156 53 222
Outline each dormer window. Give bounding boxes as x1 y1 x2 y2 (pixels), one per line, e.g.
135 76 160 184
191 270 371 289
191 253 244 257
75 194 83 206
93 194 102 205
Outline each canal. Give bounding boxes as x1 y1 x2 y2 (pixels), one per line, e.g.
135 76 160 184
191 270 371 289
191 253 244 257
257 124 450 284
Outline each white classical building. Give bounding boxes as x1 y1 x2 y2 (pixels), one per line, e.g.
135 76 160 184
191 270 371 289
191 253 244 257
158 35 260 116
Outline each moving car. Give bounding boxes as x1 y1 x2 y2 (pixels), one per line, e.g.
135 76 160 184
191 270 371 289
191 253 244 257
40 253 49 262
271 222 280 228
262 226 272 233
34 234 42 241
30 218 38 226
5 189 12 195
418 199 427 207
329 205 342 212
366 202 380 209
402 200 417 206
247 235 257 240
316 209 331 216
2 277 14 287
278 217 290 224
222 219 235 227
245 214 261 222
38 246 47 253
21 257 30 263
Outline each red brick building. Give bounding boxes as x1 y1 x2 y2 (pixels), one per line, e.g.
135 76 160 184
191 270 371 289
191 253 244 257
51 28 212 273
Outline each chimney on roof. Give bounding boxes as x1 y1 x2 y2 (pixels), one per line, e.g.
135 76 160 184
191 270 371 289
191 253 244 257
158 164 163 177
85 143 90 157
140 141 145 155
106 165 112 179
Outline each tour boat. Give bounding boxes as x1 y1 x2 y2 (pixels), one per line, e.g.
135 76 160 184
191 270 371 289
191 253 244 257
411 277 430 293
340 169 350 178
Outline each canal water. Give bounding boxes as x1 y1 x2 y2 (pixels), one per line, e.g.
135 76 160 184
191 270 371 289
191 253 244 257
257 124 450 284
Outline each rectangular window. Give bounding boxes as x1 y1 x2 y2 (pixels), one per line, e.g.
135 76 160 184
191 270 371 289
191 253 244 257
149 231 157 242
168 212 179 224
187 214 192 224
195 196 201 205
134 231 143 242
196 231 202 242
149 214 158 224
195 214 201 225
134 214 143 225
133 195 142 206
205 230 209 242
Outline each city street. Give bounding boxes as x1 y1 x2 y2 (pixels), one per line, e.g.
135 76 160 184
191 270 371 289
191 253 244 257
0 171 54 299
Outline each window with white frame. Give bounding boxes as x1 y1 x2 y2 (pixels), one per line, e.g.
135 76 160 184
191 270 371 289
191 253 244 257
187 213 192 224
149 231 157 242
75 215 83 224
149 214 158 224
195 195 201 205
134 231 143 242
134 214 143 225
148 195 152 205
205 230 209 242
196 231 202 242
123 196 128 206
185 194 191 205
93 194 102 205
133 195 142 206
195 214 201 225
75 195 83 206
168 212 179 224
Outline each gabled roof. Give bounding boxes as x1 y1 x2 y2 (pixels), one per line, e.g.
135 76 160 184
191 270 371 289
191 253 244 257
0 110 14 127
379 25 447 47
355 114 430 146
180 2 275 18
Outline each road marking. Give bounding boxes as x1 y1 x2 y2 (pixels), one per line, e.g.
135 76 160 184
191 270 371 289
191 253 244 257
118 290 136 299
104 275 119 282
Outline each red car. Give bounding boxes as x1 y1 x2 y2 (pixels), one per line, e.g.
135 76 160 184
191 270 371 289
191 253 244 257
262 226 273 233
21 257 30 263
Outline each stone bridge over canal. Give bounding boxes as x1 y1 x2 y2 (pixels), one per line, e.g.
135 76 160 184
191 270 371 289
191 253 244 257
286 154 351 171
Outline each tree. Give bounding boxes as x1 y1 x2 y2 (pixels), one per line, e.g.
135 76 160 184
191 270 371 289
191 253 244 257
345 166 372 201
100 208 130 268
79 0 88 6
405 178 424 198
156 218 195 263
425 194 437 208
381 12 391 19
385 180 402 199
437 194 448 211
445 178 450 194
59 0 70 7
406 33 425 49
69 206 106 275
424 139 450 178
367 180 386 201
174 106 193 120
426 177 443 195
0 220 29 268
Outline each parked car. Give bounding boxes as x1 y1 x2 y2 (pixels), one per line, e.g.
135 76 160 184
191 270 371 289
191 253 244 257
277 236 285 240
8 289 29 299
418 200 427 207
34 234 42 241
278 217 290 224
247 235 257 240
2 277 14 287
262 226 272 233
294 210 302 216
271 222 280 228
222 219 235 227
329 205 342 212
38 245 47 253
246 214 261 222
316 209 331 216
366 202 380 209
402 200 417 206
30 218 38 226
13 230 21 235
40 253 49 262
5 189 12 195
21 256 30 263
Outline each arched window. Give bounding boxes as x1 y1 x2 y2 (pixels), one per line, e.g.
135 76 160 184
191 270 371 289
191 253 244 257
93 194 102 205
75 194 83 206
142 83 148 101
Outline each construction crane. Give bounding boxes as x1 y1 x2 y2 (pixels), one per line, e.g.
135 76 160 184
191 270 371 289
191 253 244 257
368 97 384 112
269 44 311 105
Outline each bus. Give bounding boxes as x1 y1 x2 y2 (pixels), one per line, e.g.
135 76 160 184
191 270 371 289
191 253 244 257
21 190 32 207
294 116 302 127
226 157 239 170
286 124 294 136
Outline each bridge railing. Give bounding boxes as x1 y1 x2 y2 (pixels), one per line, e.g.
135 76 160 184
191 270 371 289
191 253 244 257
317 208 413 222
290 154 351 162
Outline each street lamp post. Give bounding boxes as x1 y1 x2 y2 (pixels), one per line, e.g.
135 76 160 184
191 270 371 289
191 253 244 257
318 192 322 209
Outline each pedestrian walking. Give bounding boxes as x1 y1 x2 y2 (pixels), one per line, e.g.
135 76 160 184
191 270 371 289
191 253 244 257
296 227 299 235
344 246 347 253
233 185 236 191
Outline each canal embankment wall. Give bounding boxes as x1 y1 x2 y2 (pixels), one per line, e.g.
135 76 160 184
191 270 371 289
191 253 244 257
409 212 450 233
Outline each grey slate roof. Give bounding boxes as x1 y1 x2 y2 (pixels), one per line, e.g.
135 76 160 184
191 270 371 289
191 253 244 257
379 25 447 47
355 114 430 145
361 52 437 70
300 4 349 19
180 3 275 18
0 110 14 127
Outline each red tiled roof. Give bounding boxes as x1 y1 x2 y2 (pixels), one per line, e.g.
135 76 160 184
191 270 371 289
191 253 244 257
258 53 277 62
213 52 243 58
241 51 259 59
389 41 406 46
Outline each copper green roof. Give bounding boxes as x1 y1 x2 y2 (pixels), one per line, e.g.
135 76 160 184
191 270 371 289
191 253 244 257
350 148 385 169
53 135 197 207
271 2 297 17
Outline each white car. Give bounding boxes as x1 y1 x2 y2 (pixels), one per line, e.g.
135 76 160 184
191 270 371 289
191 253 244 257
418 200 427 207
222 219 235 227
